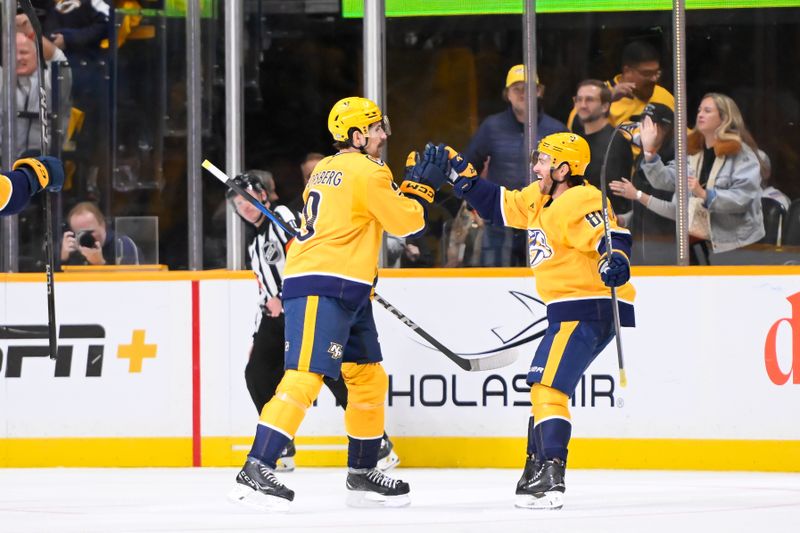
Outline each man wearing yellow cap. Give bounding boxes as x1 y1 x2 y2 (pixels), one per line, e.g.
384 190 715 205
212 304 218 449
465 64 567 267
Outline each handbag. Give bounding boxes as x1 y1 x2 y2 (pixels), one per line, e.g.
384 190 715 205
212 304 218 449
686 154 720 241
688 196 711 240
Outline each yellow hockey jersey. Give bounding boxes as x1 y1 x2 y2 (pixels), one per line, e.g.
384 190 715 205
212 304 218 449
464 178 635 325
282 152 426 305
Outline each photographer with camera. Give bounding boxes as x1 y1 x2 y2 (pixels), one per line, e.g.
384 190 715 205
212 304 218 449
60 201 139 267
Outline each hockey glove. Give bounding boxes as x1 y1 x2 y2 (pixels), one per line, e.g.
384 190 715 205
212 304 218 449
598 252 630 287
444 146 478 196
13 156 64 193
400 143 450 204
403 150 420 181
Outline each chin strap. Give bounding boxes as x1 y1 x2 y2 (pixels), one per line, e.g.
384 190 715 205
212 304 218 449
349 137 369 155
547 166 568 196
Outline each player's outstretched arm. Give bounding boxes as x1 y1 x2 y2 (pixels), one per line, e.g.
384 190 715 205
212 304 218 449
443 146 507 226
0 157 64 216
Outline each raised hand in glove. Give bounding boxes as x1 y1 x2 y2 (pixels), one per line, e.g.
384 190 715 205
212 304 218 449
444 146 478 195
13 155 64 193
400 143 451 204
599 252 630 288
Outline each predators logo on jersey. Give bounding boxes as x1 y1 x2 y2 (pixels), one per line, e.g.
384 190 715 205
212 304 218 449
527 229 553 268
496 181 635 325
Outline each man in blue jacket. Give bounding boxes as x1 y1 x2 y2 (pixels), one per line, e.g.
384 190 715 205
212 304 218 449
465 65 566 267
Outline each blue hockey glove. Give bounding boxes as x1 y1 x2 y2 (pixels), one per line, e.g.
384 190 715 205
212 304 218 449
400 143 450 204
444 146 478 196
13 156 64 193
417 142 450 190
599 252 630 288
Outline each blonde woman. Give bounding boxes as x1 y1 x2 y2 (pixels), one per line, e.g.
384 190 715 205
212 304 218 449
610 92 764 257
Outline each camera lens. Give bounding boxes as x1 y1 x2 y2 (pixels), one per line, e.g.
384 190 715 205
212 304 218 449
78 231 96 248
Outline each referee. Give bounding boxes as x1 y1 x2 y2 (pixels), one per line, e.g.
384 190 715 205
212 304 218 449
228 170 399 472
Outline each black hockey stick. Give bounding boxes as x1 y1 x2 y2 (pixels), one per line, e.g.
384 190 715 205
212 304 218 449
598 123 634 388
19 0 58 360
202 159 520 372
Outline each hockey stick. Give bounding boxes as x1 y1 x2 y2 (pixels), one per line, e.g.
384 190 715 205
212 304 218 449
19 0 58 360
201 159 520 372
598 123 632 388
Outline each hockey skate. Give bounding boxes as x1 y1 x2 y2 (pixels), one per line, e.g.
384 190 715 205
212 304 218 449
515 455 538 494
276 439 296 472
228 458 295 512
376 437 400 472
345 467 411 508
515 458 565 510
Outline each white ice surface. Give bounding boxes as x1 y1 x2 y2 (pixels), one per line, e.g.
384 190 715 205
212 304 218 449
1 467 799 532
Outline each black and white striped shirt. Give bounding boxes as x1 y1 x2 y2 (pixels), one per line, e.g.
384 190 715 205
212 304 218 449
248 205 298 331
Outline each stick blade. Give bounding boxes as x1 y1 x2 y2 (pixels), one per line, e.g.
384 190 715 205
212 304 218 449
464 347 521 372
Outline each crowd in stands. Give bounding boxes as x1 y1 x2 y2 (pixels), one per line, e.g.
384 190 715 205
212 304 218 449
5 6 795 269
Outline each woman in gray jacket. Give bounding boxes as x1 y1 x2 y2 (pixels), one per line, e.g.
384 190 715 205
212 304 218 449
609 92 764 260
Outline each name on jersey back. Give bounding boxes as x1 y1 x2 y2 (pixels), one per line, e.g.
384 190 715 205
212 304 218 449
308 170 343 187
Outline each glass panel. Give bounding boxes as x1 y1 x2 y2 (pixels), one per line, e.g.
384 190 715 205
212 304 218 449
685 7 799 265
233 2 361 263
115 216 159 265
385 10 677 267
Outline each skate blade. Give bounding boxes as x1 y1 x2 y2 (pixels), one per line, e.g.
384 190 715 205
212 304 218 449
275 456 295 472
376 450 400 472
228 484 291 512
514 491 564 510
346 490 410 508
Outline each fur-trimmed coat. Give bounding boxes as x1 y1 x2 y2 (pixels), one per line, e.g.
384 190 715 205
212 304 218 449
640 130 764 253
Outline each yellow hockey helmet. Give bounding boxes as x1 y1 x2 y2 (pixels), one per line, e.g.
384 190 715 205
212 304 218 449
534 132 591 176
327 96 389 142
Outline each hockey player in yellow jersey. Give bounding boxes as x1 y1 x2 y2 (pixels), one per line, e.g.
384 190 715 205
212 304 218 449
229 96 451 511
447 132 635 510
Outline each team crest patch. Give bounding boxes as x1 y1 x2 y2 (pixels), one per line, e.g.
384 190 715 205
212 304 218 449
328 342 344 359
528 229 554 268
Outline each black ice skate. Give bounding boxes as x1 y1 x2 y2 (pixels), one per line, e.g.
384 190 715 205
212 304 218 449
376 437 400 472
228 458 295 511
345 467 411 508
515 455 538 495
514 458 566 510
276 439 296 472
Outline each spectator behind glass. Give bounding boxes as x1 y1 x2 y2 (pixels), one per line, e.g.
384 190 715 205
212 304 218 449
0 31 71 159
287 152 325 214
44 0 109 59
465 64 567 267
61 201 140 267
610 93 765 260
568 40 674 133
572 79 633 215
444 201 484 268
616 103 677 264
44 0 110 195
758 149 790 211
